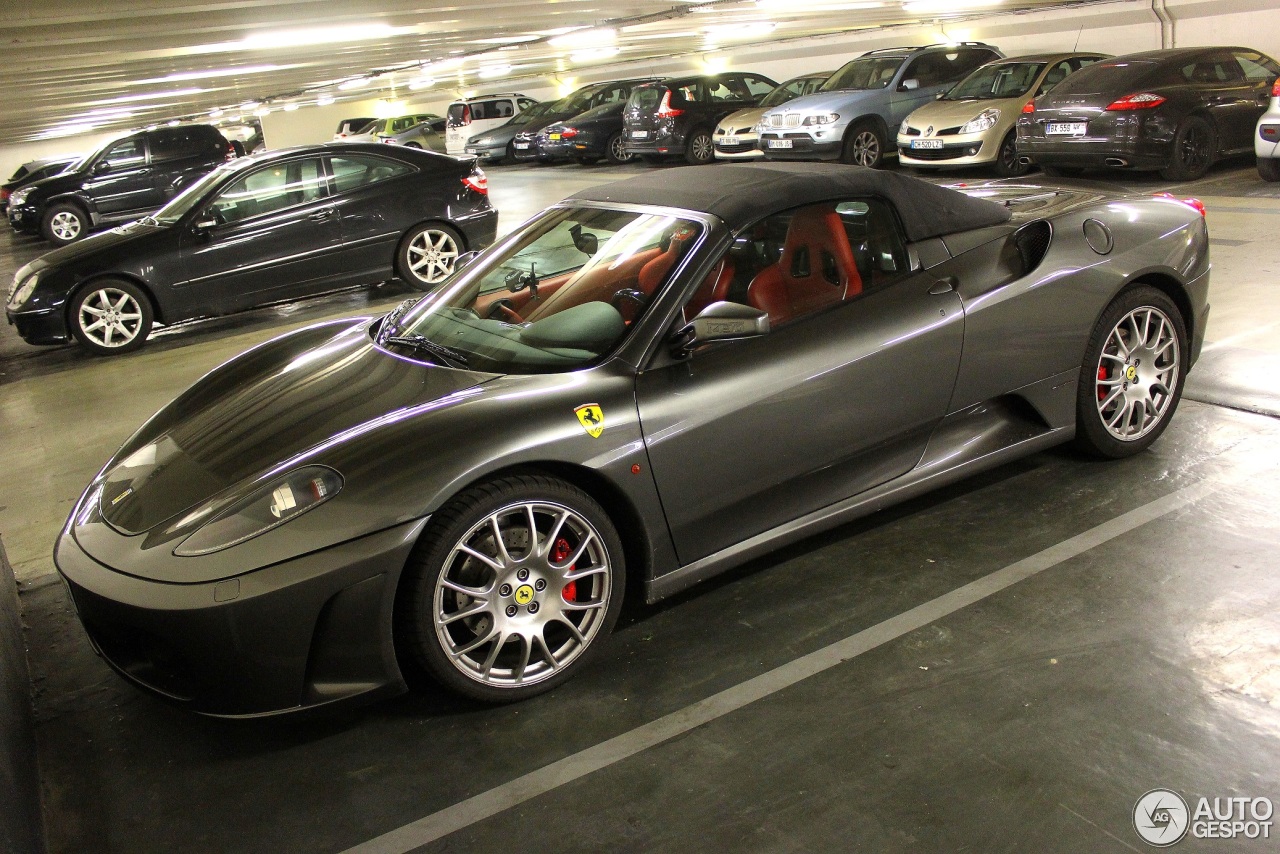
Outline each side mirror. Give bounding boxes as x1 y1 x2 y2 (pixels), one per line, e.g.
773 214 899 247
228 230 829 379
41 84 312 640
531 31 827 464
935 91 947 100
93 161 112 175
672 301 769 356
899 78 920 91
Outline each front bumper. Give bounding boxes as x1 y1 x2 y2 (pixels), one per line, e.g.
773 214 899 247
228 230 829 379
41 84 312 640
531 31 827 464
8 204 39 233
713 133 761 160
464 143 509 162
757 132 843 161
898 129 999 167
6 305 69 344
56 517 428 717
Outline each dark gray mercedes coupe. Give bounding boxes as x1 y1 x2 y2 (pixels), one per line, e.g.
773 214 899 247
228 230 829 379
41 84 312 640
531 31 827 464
55 163 1209 716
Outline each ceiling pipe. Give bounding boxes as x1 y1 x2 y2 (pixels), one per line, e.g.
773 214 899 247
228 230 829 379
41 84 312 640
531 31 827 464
1152 0 1175 49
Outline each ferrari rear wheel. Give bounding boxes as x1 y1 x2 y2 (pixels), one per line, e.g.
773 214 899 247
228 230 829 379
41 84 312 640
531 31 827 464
1073 286 1186 458
397 474 625 702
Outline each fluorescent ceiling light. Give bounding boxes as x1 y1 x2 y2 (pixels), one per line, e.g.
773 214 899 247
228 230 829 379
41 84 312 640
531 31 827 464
39 122 98 139
240 24 403 50
282 102 299 111
408 76 436 91
474 35 540 44
316 95 335 106
337 77 372 91
703 22 777 40
549 28 616 49
167 119 181 126
208 108 224 118
478 64 512 79
570 47 620 63
137 64 284 84
94 87 204 105
757 0 882 7
902 0 1002 12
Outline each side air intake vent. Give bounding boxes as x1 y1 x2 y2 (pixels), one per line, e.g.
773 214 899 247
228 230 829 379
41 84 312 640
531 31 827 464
1013 220 1052 275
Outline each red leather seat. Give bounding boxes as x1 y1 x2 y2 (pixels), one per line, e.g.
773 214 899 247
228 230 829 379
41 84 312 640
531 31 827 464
746 206 861 326
637 224 699 295
683 257 735 320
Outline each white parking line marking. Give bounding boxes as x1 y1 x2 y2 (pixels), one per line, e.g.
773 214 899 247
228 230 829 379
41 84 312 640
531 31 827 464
341 476 1225 854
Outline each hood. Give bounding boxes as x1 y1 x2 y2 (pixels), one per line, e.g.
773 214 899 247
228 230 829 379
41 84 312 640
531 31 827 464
903 98 1019 129
35 219 167 270
98 319 493 535
717 106 765 133
15 167 86 198
760 89 879 119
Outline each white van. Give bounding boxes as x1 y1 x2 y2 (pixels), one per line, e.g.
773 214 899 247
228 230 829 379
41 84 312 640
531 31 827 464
446 94 538 155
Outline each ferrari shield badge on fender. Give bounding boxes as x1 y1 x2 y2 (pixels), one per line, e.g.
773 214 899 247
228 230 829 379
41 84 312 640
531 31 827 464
575 404 605 438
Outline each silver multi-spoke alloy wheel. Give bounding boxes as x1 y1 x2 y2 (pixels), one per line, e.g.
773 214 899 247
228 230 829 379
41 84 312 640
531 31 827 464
433 500 613 689
49 210 82 242
847 129 881 167
687 131 713 164
609 133 630 163
77 287 145 349
405 227 460 286
1094 305 1181 441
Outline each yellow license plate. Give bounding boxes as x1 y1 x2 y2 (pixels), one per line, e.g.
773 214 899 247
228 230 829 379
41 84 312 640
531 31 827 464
549 133 561 140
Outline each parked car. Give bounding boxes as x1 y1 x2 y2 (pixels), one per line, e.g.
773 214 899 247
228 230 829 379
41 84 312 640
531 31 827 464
1017 46 1280 180
446 94 538 155
464 102 560 162
333 117 378 140
5 144 496 355
51 163 1209 714
378 116 447 151
513 79 657 162
536 100 640 165
898 52 1108 176
758 43 1002 167
713 72 832 161
346 114 440 145
1256 76 1280 181
623 72 779 164
1 156 78 212
7 124 234 247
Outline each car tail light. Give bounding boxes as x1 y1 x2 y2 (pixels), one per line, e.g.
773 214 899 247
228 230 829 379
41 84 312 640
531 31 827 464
225 142 237 161
1021 101 1035 114
560 127 579 138
462 105 472 124
1154 192 1206 217
462 169 488 195
1105 92 1167 111
656 91 684 119
1272 78 1280 97
0 188 8 202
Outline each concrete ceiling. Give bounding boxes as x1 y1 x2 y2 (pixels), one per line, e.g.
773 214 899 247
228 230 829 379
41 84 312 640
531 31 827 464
1 0 1104 142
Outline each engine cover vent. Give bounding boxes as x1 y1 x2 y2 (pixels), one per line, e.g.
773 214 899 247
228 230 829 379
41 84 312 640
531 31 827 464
1013 220 1053 275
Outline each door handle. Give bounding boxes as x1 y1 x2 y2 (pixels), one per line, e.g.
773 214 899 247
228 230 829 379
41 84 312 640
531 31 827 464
929 276 958 295
308 207 334 222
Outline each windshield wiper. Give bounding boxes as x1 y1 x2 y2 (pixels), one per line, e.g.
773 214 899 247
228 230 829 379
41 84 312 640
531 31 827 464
384 334 470 368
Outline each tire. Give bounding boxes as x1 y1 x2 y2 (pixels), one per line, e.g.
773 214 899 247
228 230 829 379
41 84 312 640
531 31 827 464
1159 115 1215 181
505 141 516 163
685 128 715 165
41 202 88 246
993 129 1029 178
395 474 625 703
68 279 154 355
1258 156 1280 182
396 222 464 290
840 121 886 168
1072 285 1187 459
606 131 634 165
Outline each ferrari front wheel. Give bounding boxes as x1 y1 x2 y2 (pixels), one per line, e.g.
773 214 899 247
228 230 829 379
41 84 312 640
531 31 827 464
396 475 625 702
1073 286 1187 458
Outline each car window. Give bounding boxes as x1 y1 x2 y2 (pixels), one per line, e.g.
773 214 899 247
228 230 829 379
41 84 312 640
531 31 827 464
1179 59 1243 84
682 199 909 329
101 138 145 170
1073 55 1105 72
390 117 417 133
760 77 813 108
740 75 776 97
150 127 212 161
591 85 629 106
946 61 1047 100
470 99 516 120
1040 60 1076 93
706 77 749 102
1234 51 1280 81
518 98 538 112
208 158 326 224
823 57 903 91
329 155 413 193
674 81 704 103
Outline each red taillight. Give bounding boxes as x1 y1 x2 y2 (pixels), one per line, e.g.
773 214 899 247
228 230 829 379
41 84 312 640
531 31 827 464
225 142 237 161
1106 92 1167 111
462 169 488 195
0 188 9 201
1272 78 1280 97
462 105 472 124
1021 101 1035 114
560 127 579 138
1155 192 1206 217
656 90 684 119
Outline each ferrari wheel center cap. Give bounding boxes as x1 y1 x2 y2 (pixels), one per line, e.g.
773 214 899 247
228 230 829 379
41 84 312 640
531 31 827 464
514 584 535 605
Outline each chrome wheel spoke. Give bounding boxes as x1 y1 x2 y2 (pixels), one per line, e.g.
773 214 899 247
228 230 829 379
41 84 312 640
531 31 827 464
457 543 503 572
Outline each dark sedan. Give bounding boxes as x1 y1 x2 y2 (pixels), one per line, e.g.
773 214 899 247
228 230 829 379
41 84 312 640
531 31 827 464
1 155 78 212
5 143 496 355
535 101 635 165
1018 46 1280 179
54 163 1208 715
512 78 658 162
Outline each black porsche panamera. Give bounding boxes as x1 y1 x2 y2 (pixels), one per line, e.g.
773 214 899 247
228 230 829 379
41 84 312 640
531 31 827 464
54 163 1209 716
4 143 497 355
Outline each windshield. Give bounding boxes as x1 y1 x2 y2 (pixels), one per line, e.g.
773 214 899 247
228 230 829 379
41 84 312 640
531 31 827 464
512 102 555 125
66 135 127 173
760 76 824 108
151 160 244 225
945 61 1047 100
382 207 704 374
821 57 904 91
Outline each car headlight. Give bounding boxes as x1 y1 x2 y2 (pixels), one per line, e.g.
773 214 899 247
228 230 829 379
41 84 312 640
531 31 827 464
900 118 910 134
474 137 494 146
173 466 343 556
6 271 38 310
9 188 31 206
960 109 1001 134
802 113 840 126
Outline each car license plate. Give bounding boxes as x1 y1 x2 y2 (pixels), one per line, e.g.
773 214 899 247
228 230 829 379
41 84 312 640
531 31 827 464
911 139 944 149
631 131 649 139
767 139 793 149
514 142 530 149
1046 122 1087 136
549 133 561 140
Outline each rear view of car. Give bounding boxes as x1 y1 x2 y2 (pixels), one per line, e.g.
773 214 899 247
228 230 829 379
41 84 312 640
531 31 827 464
624 73 778 165
333 117 377 140
1257 77 1280 181
1018 47 1280 180
446 95 536 155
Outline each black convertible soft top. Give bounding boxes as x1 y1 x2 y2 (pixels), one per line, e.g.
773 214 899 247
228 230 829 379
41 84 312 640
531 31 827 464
569 162 1011 242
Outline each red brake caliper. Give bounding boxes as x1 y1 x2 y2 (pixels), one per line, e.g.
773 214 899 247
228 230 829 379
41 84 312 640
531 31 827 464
551 537 577 602
1097 365 1107 401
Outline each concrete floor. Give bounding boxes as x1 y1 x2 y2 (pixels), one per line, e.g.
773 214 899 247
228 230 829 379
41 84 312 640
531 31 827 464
4 157 1280 853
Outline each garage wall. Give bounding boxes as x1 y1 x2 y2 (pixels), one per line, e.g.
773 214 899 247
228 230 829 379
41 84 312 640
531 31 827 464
0 539 46 854
2 0 1279 177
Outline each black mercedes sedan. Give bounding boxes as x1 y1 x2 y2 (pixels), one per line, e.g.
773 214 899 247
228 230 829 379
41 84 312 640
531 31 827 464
1018 46 1280 179
535 101 636 165
5 143 497 355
